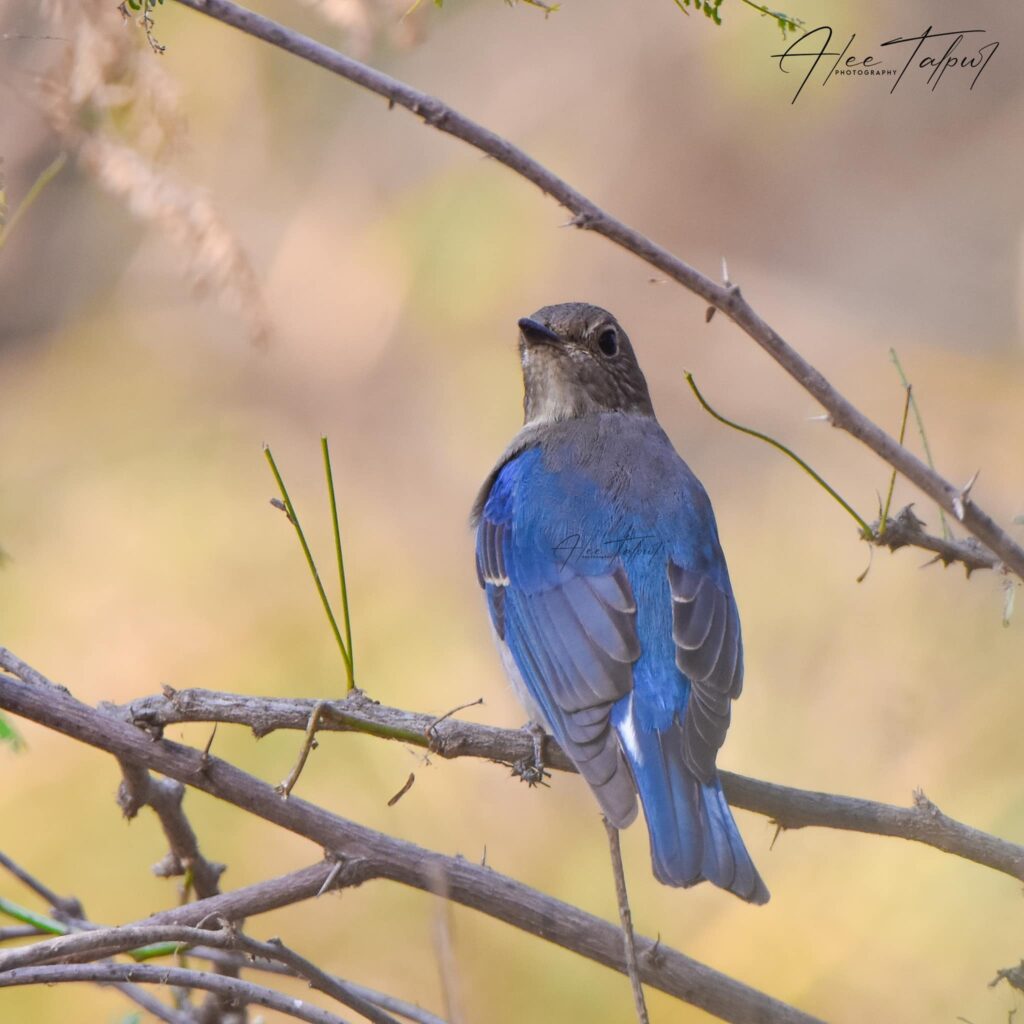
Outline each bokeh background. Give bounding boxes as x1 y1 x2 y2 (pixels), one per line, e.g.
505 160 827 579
2 0 1023 1020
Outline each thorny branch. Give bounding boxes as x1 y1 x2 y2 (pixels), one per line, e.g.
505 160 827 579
170 0 1024 582
871 505 998 575
5 645 1024 1020
0 661 822 1024
118 683 1024 883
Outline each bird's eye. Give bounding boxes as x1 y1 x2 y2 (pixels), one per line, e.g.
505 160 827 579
597 328 619 357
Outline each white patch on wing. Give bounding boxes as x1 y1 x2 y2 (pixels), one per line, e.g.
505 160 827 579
490 622 550 731
617 694 643 766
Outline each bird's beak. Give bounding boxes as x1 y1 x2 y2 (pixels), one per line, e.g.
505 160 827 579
518 317 561 347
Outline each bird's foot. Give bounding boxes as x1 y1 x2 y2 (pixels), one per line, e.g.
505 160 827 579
511 722 551 788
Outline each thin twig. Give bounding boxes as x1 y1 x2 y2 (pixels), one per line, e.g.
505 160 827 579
171 0 1024 582
685 371 872 538
0 152 67 252
276 700 328 798
426 698 484 739
879 384 913 535
112 982 197 1024
427 865 464 1024
0 647 66 690
603 818 649 1024
0 925 43 943
890 349 951 540
0 922 403 1024
0 851 82 918
0 923 233 971
232 932 405 1024
0 963 351 1024
194 946 448 1024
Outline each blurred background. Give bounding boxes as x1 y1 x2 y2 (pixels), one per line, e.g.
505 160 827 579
1 0 1023 1020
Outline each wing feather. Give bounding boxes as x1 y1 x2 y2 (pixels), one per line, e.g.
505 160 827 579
668 560 744 782
476 459 641 827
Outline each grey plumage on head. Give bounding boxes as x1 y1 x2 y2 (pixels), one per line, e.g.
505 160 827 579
517 303 655 425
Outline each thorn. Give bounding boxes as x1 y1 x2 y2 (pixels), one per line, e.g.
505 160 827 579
912 787 940 816
317 856 345 897
721 256 731 286
953 470 980 521
705 305 716 323
195 724 217 775
806 414 831 422
769 821 784 850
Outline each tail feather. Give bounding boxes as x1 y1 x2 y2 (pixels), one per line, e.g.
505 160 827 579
621 717 769 904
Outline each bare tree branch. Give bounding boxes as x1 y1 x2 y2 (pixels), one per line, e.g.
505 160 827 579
0 851 82 919
170 0 1024 581
603 818 649 1024
0 668 822 1024
0 924 234 971
0 851 200 1023
116 763 226 900
119 685 1024 884
871 505 999 574
0 922 405 1024
114 734 234 1022
187 947 449 1024
0 856 443 1023
0 963 352 1024
137 862 361 928
0 926 45 943
230 932 405 1024
113 981 198 1024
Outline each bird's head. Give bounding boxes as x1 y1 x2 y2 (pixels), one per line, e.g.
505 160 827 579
517 302 654 425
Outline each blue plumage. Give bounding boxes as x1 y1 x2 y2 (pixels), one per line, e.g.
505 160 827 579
474 304 768 904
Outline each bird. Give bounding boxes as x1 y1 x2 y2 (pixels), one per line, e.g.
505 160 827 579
471 302 768 904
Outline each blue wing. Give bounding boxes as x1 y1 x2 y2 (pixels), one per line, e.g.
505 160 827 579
476 447 640 827
475 426 767 903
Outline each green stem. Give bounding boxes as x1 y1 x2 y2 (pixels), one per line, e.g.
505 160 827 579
735 0 803 31
879 383 913 535
321 437 354 691
264 446 351 678
0 896 67 936
0 152 68 253
685 372 873 539
889 349 950 540
0 898 188 961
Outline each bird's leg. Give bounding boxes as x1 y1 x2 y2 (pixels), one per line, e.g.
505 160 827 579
512 721 551 787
